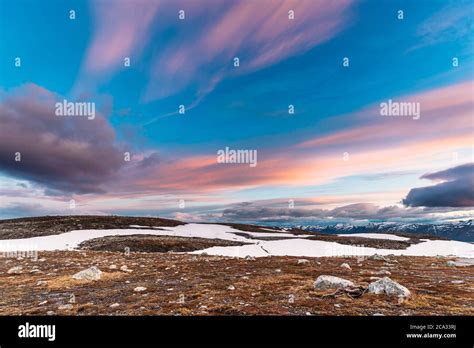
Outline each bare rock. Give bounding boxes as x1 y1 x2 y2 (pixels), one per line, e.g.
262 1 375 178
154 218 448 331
340 263 351 270
72 266 102 281
369 254 390 262
58 304 73 311
314 275 354 290
7 266 23 274
368 277 410 299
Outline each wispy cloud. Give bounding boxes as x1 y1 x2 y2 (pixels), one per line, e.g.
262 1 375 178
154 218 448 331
411 0 474 50
143 0 355 101
83 0 161 74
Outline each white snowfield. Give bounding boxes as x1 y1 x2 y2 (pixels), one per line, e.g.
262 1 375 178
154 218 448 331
337 233 410 241
0 223 472 259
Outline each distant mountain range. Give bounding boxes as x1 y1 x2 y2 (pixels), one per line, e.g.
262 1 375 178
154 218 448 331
292 220 473 242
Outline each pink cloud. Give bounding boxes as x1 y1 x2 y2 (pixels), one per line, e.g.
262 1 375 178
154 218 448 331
84 0 161 74
122 81 474 194
144 0 355 100
297 80 473 149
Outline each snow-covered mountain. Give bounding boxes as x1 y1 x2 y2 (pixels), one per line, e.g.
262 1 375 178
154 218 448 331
294 220 473 242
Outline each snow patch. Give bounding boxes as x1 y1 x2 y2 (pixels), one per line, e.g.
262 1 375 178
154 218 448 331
337 233 409 241
0 223 472 259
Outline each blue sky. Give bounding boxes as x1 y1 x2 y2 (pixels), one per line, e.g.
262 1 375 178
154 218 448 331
0 0 473 224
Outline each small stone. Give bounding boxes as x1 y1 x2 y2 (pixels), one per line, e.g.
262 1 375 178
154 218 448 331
340 263 351 270
369 254 390 262
446 261 457 267
109 264 117 270
120 265 132 272
110 303 120 308
36 280 48 286
368 277 410 299
297 259 310 265
313 275 354 290
72 266 102 281
58 304 73 310
134 286 147 292
7 266 23 274
39 300 48 306
451 280 465 284
227 285 236 291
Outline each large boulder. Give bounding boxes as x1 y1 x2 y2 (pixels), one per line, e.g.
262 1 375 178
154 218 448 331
313 275 354 290
368 277 410 299
72 266 102 281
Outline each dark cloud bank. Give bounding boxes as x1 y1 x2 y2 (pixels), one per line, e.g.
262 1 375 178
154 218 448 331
403 163 474 207
0 84 125 194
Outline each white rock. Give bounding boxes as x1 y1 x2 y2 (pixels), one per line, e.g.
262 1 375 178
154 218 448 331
120 265 132 272
7 266 23 274
313 275 354 290
110 303 120 308
340 263 351 270
36 280 48 286
72 266 102 281
58 304 73 310
109 264 117 270
134 286 147 292
446 261 457 267
39 300 48 306
369 254 390 262
297 259 310 265
368 277 410 299
227 285 236 291
451 280 465 284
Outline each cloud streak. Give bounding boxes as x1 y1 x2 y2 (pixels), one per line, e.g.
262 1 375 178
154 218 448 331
84 0 161 74
143 0 355 100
